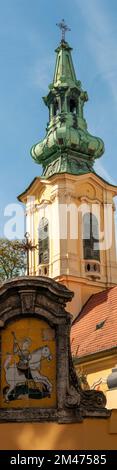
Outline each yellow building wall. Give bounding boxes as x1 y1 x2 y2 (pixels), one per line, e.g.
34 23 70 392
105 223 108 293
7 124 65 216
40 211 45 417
75 354 117 410
56 276 104 316
88 369 117 411
0 411 117 450
107 390 117 410
22 172 117 319
88 367 112 410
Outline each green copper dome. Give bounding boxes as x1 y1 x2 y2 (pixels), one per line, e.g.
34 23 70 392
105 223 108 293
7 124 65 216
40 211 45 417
31 39 104 178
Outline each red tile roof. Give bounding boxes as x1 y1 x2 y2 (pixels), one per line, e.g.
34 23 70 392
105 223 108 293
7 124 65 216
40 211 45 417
71 287 117 359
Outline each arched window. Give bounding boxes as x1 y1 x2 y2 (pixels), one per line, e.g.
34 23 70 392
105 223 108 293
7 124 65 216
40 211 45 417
83 213 100 261
53 100 59 116
38 218 49 266
69 98 77 114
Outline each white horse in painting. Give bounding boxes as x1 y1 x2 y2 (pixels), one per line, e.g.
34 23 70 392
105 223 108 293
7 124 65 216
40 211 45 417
4 345 52 402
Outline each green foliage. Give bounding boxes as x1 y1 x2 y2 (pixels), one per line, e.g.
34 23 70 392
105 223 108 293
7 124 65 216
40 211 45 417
0 239 26 282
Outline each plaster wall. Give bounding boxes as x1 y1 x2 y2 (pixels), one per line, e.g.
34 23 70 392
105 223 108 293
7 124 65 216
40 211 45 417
0 411 117 450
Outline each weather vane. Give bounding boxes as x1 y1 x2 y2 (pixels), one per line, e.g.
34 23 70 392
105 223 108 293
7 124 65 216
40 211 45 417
56 19 71 42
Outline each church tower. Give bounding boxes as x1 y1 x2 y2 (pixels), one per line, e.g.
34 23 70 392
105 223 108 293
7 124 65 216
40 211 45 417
18 22 117 318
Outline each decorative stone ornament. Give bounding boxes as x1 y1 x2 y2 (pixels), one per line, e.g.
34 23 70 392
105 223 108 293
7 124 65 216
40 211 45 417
0 277 109 423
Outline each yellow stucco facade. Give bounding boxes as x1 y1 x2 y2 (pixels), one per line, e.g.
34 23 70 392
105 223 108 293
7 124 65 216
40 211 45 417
19 171 117 320
75 350 117 410
0 411 117 450
18 171 117 412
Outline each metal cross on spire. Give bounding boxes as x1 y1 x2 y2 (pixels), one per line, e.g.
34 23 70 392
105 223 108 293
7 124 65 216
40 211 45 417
56 19 71 42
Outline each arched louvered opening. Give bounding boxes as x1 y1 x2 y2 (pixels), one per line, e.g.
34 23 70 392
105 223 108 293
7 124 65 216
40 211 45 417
69 98 77 114
53 99 59 116
38 218 49 270
83 212 100 262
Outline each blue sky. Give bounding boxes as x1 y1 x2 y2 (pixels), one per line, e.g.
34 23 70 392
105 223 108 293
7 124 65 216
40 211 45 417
1 0 117 237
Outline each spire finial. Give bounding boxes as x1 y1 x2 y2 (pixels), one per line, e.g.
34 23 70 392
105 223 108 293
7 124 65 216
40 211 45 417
56 19 71 42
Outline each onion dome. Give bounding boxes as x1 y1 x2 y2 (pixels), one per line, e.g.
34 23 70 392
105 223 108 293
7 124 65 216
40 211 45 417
31 26 104 178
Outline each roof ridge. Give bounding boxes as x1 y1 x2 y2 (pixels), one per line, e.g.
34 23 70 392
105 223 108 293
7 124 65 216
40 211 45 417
72 286 116 326
71 286 117 359
72 294 94 325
